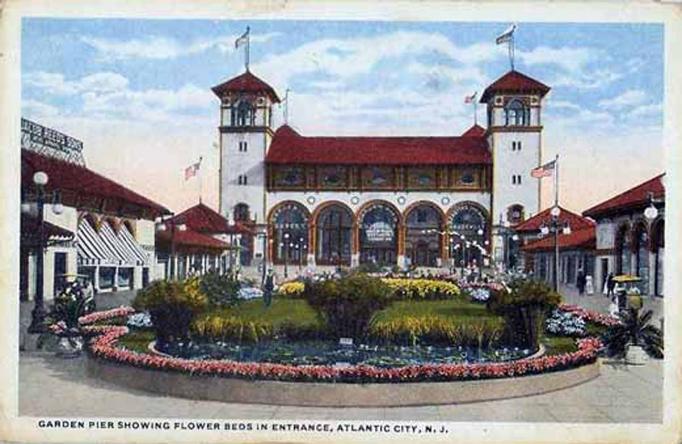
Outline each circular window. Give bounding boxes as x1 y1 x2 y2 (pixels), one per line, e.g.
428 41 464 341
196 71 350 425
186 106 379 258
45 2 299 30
350 196 360 205
397 196 406 205
306 196 316 205
441 196 451 205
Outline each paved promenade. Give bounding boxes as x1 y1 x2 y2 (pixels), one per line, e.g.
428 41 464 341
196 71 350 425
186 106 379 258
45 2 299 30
19 351 662 423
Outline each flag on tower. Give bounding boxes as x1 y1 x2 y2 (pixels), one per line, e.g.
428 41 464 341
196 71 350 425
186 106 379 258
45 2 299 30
184 157 202 180
464 92 477 104
235 27 250 49
496 23 516 44
530 159 556 178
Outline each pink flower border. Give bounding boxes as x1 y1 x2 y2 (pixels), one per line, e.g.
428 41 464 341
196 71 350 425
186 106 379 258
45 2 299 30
83 305 608 383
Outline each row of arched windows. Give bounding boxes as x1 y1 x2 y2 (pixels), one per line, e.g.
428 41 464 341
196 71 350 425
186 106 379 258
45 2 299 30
615 218 665 296
265 201 490 267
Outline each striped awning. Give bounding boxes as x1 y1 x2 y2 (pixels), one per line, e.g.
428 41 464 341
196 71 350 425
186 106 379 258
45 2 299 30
77 221 149 267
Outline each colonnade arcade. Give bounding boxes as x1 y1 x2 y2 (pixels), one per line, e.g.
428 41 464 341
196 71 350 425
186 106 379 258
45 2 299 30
614 216 665 296
266 200 490 268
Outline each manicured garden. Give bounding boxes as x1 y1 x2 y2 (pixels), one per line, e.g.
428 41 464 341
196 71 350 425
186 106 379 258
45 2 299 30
45 269 663 386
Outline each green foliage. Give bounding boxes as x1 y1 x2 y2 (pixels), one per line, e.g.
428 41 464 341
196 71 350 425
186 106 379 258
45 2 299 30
132 278 208 344
354 262 384 274
542 335 578 356
199 272 241 307
369 316 504 348
118 330 156 353
487 279 561 349
603 308 663 359
303 273 393 340
51 293 88 331
192 315 274 343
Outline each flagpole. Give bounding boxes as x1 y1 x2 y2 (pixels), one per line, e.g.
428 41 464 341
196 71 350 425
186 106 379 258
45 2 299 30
245 30 250 71
474 100 478 125
554 154 559 208
284 89 290 124
199 156 203 204
509 34 515 71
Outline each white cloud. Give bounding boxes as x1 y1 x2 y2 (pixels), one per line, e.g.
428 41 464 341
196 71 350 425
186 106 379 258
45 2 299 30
25 70 214 124
598 89 647 109
253 31 505 90
518 46 598 72
24 71 129 96
22 99 60 118
627 103 663 119
81 33 280 61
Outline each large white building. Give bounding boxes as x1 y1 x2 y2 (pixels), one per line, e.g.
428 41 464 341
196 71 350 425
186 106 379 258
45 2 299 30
212 68 551 272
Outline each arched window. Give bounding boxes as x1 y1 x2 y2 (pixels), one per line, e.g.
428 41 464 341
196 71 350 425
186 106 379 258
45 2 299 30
316 204 353 265
505 99 530 126
359 203 399 266
271 203 308 264
615 224 631 274
405 204 442 267
234 203 250 222
450 204 488 269
232 100 254 127
633 222 650 294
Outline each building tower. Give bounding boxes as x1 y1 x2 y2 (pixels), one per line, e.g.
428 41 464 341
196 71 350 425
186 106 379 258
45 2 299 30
211 71 280 225
480 70 550 264
211 71 280 267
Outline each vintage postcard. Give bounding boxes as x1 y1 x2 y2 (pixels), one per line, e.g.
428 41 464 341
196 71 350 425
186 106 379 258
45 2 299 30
1 0 680 443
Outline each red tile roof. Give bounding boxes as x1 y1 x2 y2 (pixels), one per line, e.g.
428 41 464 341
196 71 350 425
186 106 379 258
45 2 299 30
461 124 486 138
168 203 255 235
583 174 665 218
514 206 595 233
211 71 280 103
480 70 550 102
521 227 596 252
22 150 169 219
265 125 491 165
156 228 230 251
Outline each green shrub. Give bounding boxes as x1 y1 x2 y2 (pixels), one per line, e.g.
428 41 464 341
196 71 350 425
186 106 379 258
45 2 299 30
369 316 503 347
132 278 208 345
303 273 393 340
487 279 560 349
200 272 241 307
191 315 274 343
603 308 663 359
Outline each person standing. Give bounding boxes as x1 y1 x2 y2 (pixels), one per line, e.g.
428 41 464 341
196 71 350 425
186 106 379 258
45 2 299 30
606 272 616 299
263 268 275 308
576 269 586 296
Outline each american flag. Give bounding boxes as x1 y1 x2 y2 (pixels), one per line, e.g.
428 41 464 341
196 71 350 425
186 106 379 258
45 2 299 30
464 92 477 104
530 160 556 178
184 157 202 180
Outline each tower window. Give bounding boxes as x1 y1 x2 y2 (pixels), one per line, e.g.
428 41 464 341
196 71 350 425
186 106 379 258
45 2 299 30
512 174 522 185
238 141 248 152
232 100 255 127
512 141 522 151
238 175 248 185
505 99 530 126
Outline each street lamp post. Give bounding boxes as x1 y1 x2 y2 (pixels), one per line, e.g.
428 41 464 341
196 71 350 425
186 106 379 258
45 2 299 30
540 206 570 292
27 171 48 333
282 232 290 278
156 218 187 280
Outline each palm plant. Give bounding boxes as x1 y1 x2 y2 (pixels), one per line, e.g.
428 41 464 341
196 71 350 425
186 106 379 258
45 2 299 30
603 308 663 359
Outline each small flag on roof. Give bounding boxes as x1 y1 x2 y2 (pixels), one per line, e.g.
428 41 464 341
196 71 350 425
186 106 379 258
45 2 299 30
464 92 477 104
531 159 556 178
184 157 202 180
496 23 516 44
235 26 250 49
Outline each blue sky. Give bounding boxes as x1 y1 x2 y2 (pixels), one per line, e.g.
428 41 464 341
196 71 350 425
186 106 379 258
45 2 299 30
21 19 665 212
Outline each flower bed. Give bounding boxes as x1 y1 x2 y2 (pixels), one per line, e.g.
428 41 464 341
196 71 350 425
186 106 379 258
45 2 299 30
558 304 620 327
276 278 460 300
87 315 600 383
545 309 587 337
79 306 135 326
